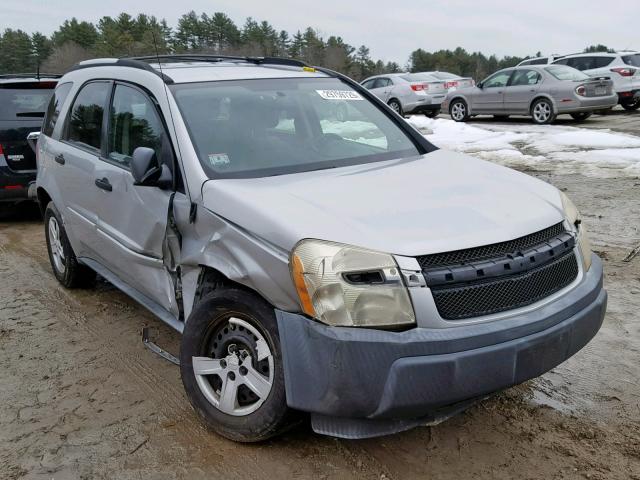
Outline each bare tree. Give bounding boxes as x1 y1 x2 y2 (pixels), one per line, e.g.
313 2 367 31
41 41 93 74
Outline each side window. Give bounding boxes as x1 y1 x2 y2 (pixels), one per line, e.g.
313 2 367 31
530 58 548 65
372 78 390 89
361 79 375 90
65 82 110 151
553 58 569 65
510 69 541 86
567 57 594 70
483 71 512 88
593 57 614 68
43 83 72 137
520 59 533 66
108 84 165 169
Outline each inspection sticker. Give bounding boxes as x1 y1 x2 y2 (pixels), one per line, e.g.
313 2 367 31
208 153 230 167
316 90 363 101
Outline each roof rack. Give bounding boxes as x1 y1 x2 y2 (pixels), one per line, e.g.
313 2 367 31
0 73 62 80
132 54 309 68
68 58 175 83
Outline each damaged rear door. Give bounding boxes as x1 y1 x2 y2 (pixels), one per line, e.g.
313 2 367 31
91 82 182 317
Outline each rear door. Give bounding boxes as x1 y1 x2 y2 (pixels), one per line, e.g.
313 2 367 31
91 82 178 315
473 70 513 112
503 69 542 113
55 81 112 257
0 81 55 173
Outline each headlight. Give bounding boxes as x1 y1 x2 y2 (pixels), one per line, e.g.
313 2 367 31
290 239 416 327
560 191 592 271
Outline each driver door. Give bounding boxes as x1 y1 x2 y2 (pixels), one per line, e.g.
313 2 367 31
473 70 513 112
91 82 181 317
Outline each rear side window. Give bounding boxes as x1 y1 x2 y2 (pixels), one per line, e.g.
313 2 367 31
622 54 640 67
107 84 165 169
43 83 72 137
510 69 541 86
566 56 614 70
0 82 55 121
528 58 548 65
65 82 110 152
372 78 391 88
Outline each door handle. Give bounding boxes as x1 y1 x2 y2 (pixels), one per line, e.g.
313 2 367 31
54 154 65 165
94 177 113 192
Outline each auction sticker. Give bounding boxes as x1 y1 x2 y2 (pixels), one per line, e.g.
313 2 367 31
316 90 363 101
208 153 230 168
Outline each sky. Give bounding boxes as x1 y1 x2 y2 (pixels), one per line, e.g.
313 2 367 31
1 0 637 64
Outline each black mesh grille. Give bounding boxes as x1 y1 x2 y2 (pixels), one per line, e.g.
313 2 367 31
418 222 566 269
431 251 579 320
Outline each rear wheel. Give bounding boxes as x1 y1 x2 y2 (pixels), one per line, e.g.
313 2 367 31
180 288 295 442
531 98 556 125
621 99 640 111
570 112 593 122
44 202 96 288
387 99 403 116
449 99 469 122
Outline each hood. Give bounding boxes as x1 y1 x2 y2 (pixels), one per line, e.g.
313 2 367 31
201 150 565 257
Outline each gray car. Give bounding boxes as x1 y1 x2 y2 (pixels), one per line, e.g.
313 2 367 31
35 55 605 442
442 65 618 124
361 73 446 117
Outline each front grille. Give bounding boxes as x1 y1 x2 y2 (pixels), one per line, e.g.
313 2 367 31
431 251 579 320
417 222 566 269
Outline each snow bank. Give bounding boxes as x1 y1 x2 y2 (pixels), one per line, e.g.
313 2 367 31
407 116 640 178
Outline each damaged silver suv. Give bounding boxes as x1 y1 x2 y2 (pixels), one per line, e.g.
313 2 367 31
35 55 606 442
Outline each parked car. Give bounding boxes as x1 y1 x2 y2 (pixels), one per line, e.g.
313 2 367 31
0 74 59 211
36 55 606 442
552 52 640 110
517 54 564 66
443 65 618 124
361 73 446 117
416 71 475 92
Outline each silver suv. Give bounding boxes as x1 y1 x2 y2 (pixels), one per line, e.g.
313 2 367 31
35 55 606 442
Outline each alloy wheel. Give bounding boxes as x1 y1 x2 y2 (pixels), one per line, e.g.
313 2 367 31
533 101 552 123
48 216 66 274
451 102 466 121
193 316 274 417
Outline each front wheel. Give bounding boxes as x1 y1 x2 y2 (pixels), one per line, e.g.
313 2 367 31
449 99 469 122
621 99 640 111
180 288 294 442
570 112 593 122
531 98 556 125
387 99 403 116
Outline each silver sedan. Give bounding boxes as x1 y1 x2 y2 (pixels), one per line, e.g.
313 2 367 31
442 65 618 124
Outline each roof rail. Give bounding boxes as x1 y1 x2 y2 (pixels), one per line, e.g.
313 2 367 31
0 73 62 80
132 54 308 68
68 58 175 83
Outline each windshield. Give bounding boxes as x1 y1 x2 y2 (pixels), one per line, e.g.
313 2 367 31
0 84 55 121
171 77 422 178
622 54 640 67
545 65 590 81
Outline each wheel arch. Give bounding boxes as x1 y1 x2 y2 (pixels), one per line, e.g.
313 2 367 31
448 95 470 114
36 186 52 217
529 94 558 114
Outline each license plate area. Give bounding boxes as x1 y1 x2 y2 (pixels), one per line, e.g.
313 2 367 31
595 86 607 95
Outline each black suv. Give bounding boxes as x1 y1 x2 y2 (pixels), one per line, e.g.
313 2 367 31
0 74 59 210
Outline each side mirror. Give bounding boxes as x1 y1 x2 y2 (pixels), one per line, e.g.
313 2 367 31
131 147 172 189
476 82 483 89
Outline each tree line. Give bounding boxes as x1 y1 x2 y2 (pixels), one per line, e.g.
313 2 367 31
0 11 619 81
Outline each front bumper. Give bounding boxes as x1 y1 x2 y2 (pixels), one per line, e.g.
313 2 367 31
276 254 606 438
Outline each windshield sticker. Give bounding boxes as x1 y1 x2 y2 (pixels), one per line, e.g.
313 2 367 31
316 90 363 101
208 153 230 168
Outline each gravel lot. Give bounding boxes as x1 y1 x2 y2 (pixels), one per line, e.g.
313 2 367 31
1 108 639 480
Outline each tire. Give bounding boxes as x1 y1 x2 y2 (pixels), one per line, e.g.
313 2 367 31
621 99 640 111
530 98 556 125
449 99 469 122
493 115 510 120
387 99 403 116
44 202 96 288
424 109 440 118
570 112 593 122
180 288 294 442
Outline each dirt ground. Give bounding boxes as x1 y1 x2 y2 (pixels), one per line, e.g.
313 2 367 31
1 108 639 480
